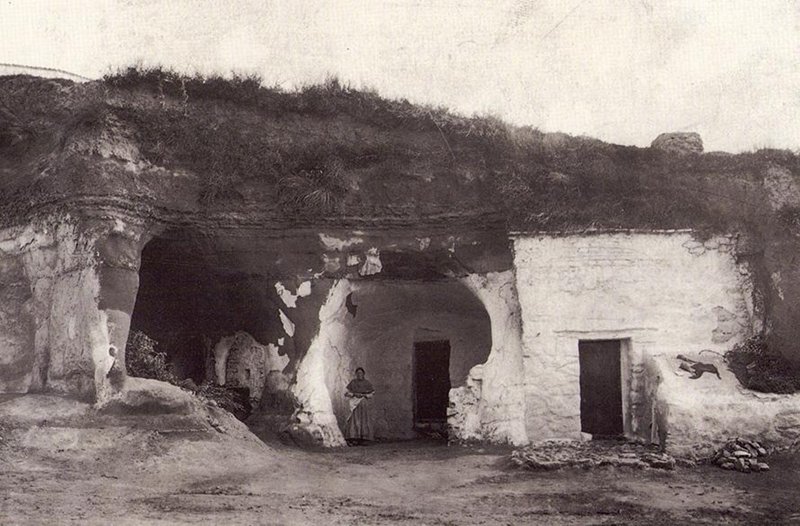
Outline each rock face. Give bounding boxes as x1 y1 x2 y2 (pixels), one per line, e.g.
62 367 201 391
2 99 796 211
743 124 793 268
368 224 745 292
3 214 799 453
215 331 289 403
456 271 528 445
0 214 146 403
651 132 704 154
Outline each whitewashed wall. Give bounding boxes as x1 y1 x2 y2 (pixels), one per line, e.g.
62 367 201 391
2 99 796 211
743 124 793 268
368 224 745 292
513 232 755 443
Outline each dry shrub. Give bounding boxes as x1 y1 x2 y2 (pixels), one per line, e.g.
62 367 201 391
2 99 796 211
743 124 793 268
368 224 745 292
125 330 177 383
725 334 800 394
105 65 264 106
195 384 249 421
277 156 348 214
125 330 250 420
0 104 36 158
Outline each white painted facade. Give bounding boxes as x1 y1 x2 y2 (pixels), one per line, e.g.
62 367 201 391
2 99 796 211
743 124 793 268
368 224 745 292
511 231 800 455
288 231 800 452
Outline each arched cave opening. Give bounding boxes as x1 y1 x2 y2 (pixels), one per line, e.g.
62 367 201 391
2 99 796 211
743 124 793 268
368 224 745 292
322 280 492 441
128 231 499 445
128 232 294 418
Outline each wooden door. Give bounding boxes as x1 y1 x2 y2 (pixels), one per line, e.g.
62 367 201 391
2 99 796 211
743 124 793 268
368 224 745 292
413 340 451 424
578 340 623 436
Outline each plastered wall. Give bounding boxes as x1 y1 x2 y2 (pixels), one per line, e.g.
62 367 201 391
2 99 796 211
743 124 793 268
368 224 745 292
345 281 491 439
513 232 755 442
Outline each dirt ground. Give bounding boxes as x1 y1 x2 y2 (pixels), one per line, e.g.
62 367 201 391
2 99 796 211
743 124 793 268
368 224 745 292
1 396 799 525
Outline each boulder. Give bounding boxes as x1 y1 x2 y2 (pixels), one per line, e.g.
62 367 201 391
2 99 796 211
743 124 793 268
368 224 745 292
651 132 703 154
99 377 196 415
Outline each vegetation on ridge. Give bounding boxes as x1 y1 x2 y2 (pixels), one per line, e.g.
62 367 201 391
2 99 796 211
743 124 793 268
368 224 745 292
101 66 800 234
1 66 798 234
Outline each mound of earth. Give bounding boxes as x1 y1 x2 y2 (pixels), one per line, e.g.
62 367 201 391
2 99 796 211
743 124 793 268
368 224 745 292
0 389 274 483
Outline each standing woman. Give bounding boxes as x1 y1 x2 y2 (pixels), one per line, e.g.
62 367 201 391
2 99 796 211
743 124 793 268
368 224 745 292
344 367 374 445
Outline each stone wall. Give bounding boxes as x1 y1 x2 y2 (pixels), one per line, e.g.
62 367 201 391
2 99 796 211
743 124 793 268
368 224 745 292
513 232 756 443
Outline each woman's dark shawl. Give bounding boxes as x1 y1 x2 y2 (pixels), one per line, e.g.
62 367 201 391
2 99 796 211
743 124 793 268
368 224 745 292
346 378 374 394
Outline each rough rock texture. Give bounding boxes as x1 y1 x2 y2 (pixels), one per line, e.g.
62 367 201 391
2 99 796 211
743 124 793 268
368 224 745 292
100 376 196 415
710 438 770 472
130 228 508 367
448 364 484 442
511 440 677 471
0 391 266 468
651 132 704 154
291 281 352 446
456 271 528 445
215 331 289 402
513 232 756 444
0 244 35 392
0 214 146 402
763 164 800 211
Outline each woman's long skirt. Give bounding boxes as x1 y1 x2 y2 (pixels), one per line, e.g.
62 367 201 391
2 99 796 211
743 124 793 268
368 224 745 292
345 398 374 441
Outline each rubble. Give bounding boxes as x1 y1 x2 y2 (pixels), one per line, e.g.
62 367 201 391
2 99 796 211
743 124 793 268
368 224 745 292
709 438 770 473
511 440 678 471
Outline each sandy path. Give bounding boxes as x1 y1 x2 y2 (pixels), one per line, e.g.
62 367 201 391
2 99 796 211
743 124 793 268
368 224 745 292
3 435 799 525
1 395 798 525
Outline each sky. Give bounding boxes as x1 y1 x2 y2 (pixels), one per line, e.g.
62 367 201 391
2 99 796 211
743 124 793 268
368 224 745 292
1 0 799 152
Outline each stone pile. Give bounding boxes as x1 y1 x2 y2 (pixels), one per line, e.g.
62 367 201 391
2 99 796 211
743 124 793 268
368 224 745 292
511 440 677 471
710 438 769 473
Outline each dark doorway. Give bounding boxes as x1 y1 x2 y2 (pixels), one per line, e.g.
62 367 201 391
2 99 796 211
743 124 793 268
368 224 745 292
413 340 451 429
578 340 623 437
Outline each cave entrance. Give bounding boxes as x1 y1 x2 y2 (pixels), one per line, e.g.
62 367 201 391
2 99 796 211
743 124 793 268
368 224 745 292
127 232 292 420
413 339 451 432
330 281 491 442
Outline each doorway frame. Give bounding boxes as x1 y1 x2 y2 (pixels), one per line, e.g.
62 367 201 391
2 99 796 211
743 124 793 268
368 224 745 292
553 328 656 439
577 338 624 437
411 338 451 432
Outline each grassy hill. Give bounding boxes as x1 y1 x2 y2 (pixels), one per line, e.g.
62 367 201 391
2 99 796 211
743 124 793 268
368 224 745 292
1 67 797 234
